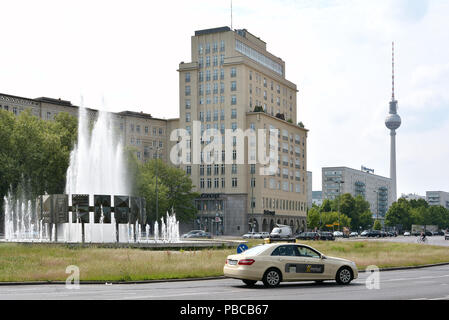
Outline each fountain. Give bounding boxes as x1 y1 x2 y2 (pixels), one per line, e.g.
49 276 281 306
2 106 181 244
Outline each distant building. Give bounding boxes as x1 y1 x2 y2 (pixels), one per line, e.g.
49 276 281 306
426 191 449 209
400 193 425 201
322 167 393 220
312 191 323 207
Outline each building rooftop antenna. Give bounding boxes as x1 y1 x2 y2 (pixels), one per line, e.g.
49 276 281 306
231 0 233 30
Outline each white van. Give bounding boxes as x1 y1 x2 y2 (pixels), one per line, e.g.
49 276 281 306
270 224 293 238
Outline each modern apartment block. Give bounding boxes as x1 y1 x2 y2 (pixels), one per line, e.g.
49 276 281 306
0 93 174 163
426 191 449 209
400 193 426 201
177 27 308 235
322 167 393 220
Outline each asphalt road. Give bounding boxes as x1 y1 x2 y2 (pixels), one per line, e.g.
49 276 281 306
1 264 449 300
354 235 449 246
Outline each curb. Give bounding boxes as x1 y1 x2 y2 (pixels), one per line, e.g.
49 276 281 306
0 276 226 286
357 261 449 273
2 262 449 286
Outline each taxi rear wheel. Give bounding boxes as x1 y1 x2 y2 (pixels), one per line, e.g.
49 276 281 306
336 267 353 285
242 280 257 287
262 268 282 288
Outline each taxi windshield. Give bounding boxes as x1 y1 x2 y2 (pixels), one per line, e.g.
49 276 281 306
240 245 269 256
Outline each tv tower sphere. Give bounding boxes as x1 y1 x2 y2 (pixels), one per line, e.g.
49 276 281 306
385 107 401 130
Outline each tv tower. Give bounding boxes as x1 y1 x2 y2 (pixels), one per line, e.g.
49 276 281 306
385 42 401 201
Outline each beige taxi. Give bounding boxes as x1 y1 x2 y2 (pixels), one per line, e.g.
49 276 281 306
224 243 358 287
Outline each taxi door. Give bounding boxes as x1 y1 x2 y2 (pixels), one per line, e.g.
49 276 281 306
270 245 305 281
292 245 328 281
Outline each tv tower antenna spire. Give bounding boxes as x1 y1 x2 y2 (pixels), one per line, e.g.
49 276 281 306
385 41 401 203
392 41 395 101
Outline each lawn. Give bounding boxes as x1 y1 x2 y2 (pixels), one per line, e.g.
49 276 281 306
1 241 448 282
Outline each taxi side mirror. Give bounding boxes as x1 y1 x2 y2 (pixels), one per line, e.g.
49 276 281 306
321 255 326 259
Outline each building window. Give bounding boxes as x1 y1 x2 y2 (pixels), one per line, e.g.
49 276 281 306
231 95 237 105
186 166 191 175
231 109 237 119
231 81 237 91
220 40 225 52
186 112 191 122
232 178 238 188
185 72 191 82
231 67 236 77
185 86 191 96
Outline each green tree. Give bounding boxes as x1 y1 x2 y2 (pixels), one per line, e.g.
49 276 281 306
137 159 200 223
385 198 412 230
373 220 382 230
306 207 321 230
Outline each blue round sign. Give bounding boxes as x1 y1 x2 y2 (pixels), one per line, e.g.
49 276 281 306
237 243 249 254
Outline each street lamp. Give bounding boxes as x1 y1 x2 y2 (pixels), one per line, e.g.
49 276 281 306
150 146 163 223
335 180 344 231
373 190 379 221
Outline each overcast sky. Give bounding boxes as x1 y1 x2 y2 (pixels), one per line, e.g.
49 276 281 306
1 0 448 196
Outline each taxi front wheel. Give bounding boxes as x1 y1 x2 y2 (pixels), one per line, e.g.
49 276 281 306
336 267 353 285
262 268 282 288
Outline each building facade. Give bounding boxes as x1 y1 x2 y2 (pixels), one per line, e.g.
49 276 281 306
312 191 323 207
400 193 426 201
177 27 308 235
322 167 393 220
426 191 449 209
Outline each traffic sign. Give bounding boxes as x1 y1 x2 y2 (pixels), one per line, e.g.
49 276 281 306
237 243 249 254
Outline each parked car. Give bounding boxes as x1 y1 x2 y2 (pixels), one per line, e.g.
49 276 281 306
181 230 211 239
412 230 433 237
432 230 444 236
270 225 293 239
349 232 359 237
242 232 258 239
360 230 369 237
366 230 382 238
319 231 335 241
255 232 270 239
403 231 411 236
445 230 449 240
333 231 344 237
296 232 320 241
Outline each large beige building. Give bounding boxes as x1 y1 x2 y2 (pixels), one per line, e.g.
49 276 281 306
177 27 308 235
